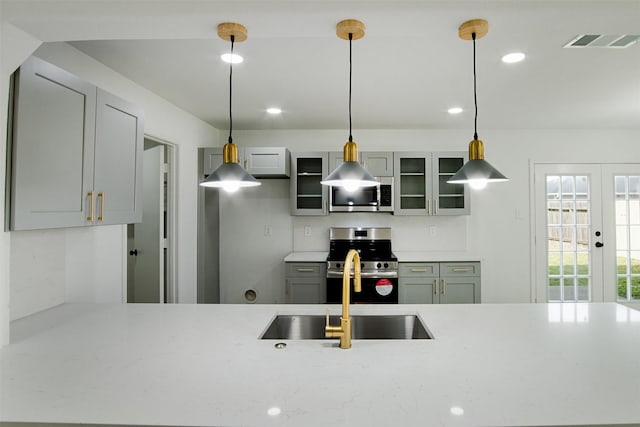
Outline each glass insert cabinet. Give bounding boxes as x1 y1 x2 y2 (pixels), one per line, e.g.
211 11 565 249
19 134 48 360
393 152 470 216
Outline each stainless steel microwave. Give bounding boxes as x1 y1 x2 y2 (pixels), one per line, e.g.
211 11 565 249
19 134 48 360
329 177 394 212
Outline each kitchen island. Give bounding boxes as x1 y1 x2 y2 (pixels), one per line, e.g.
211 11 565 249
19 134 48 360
2 303 640 427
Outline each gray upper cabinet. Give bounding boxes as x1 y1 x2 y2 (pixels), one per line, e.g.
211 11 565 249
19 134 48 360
290 152 328 216
202 147 224 176
8 56 143 230
244 147 290 178
93 89 144 225
394 151 469 216
361 152 394 177
329 151 393 177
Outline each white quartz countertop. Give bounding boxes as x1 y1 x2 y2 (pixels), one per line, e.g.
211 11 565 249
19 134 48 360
284 251 328 262
284 251 480 263
2 303 640 427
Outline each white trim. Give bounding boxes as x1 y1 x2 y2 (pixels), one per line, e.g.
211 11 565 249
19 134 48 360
121 226 128 303
142 134 178 304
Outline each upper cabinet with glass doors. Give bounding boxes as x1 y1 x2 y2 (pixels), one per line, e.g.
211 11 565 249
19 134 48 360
393 151 470 216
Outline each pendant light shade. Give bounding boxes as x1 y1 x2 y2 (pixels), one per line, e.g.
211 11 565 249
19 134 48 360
200 142 260 192
200 22 261 193
448 19 508 190
321 19 377 191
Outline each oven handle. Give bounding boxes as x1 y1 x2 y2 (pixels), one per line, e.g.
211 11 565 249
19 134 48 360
326 271 398 279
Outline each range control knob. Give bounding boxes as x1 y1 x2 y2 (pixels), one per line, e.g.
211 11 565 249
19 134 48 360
377 263 382 268
383 263 389 268
361 263 365 269
336 263 341 269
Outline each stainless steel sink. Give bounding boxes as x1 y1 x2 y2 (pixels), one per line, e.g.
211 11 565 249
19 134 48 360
260 314 432 340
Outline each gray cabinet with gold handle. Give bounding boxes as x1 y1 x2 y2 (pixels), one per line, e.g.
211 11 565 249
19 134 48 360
285 262 327 304
399 261 480 304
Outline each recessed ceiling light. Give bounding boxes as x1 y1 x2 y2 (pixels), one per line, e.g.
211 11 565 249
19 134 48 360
221 53 243 64
448 107 463 115
501 52 525 64
266 107 282 115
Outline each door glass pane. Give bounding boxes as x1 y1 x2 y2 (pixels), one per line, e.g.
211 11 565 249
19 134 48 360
546 175 591 302
614 175 640 301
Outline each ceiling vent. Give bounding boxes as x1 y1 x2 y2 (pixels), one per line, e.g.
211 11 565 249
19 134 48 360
564 34 640 48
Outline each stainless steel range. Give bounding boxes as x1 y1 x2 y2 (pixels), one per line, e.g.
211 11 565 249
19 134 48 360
326 227 399 304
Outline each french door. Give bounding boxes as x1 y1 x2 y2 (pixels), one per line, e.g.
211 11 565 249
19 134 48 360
534 163 640 303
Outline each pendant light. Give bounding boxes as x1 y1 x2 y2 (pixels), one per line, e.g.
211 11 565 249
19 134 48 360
448 19 508 190
200 22 261 193
320 19 377 193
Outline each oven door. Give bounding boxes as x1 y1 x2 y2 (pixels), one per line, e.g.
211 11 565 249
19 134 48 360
326 275 398 304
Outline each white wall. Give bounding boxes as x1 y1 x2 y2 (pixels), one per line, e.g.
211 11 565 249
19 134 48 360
219 180 293 303
6 42 221 323
228 128 640 304
0 21 42 345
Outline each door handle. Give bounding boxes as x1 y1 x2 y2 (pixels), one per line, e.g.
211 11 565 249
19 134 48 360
595 242 604 248
129 249 138 256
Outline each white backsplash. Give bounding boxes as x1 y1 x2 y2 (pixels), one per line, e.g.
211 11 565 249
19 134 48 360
292 214 467 252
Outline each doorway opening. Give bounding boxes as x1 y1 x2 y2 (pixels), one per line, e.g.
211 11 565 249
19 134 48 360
127 137 176 303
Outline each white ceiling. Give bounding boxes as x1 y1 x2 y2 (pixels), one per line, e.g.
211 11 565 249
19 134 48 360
6 0 640 131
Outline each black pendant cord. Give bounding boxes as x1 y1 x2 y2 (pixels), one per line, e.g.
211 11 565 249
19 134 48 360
348 33 353 142
228 35 235 144
472 32 478 141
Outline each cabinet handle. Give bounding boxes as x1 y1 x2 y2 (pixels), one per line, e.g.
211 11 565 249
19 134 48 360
452 268 470 272
442 279 446 295
427 199 432 215
411 268 427 272
244 159 249 170
435 199 439 215
434 279 438 295
296 268 315 272
87 191 95 221
97 192 105 221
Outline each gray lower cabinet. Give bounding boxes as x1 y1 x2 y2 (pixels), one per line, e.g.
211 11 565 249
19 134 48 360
285 262 326 303
399 262 480 304
9 56 143 230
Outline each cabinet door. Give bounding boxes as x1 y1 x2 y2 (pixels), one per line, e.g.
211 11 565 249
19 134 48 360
10 56 96 230
432 152 470 215
399 278 436 304
361 152 394 177
290 152 328 216
245 147 290 177
286 277 326 304
438 276 480 304
328 150 361 172
203 147 223 176
93 89 144 225
393 153 431 216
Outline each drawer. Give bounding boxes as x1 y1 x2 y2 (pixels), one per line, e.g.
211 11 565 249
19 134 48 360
399 263 439 277
286 262 326 277
440 262 480 277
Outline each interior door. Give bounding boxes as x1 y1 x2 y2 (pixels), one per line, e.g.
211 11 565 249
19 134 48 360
534 164 604 302
128 144 164 303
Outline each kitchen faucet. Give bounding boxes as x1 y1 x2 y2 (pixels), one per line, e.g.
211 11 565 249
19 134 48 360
325 249 361 348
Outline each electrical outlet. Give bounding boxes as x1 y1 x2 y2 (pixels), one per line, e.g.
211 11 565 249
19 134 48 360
304 225 312 236
264 225 272 237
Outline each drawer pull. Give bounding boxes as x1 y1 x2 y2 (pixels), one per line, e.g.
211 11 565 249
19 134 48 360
411 268 427 273
296 268 315 272
452 268 470 272
442 279 446 295
434 279 438 295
